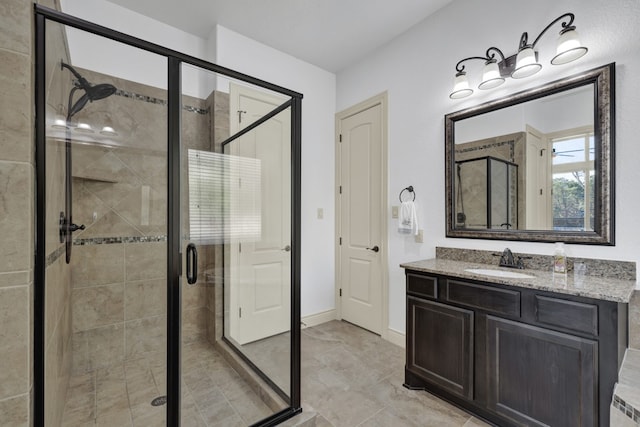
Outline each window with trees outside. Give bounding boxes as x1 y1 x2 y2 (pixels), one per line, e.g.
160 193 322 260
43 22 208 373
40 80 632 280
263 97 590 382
551 130 595 231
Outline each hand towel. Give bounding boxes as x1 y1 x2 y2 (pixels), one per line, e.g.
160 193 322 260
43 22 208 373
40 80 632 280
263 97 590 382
398 201 419 235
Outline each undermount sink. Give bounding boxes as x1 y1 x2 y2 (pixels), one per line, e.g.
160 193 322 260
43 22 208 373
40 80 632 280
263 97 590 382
464 268 535 279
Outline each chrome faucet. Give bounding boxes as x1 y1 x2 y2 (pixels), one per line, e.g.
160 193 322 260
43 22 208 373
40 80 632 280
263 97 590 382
498 248 525 269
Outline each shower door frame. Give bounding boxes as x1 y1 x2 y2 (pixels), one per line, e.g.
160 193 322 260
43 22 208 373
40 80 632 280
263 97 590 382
34 5 302 426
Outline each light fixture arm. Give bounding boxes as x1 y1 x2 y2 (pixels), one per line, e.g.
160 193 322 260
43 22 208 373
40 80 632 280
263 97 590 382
455 47 506 73
522 12 576 50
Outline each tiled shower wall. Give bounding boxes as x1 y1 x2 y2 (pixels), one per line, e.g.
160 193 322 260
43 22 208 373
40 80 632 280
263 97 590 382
67 68 217 374
0 0 71 425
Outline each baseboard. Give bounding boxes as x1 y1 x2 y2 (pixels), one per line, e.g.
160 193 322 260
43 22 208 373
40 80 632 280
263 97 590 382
301 309 336 329
386 327 405 349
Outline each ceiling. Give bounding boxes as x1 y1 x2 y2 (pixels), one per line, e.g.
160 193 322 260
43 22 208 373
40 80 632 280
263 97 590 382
105 0 453 73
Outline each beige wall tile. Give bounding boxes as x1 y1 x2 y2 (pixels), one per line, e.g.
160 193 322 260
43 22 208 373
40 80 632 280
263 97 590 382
182 307 207 345
0 162 32 273
0 271 29 288
72 283 124 332
125 315 166 358
45 256 70 346
44 138 66 257
183 277 205 310
0 286 29 399
125 242 166 282
0 393 29 426
71 243 124 288
0 49 31 163
79 209 143 239
124 278 166 320
0 0 31 55
113 186 166 236
72 324 125 374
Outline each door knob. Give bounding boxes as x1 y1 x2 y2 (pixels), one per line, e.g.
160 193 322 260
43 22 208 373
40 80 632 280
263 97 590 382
366 245 380 253
282 245 291 252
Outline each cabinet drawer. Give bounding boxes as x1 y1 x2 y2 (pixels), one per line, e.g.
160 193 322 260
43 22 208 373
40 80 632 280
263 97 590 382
535 295 598 336
445 280 520 317
407 273 437 299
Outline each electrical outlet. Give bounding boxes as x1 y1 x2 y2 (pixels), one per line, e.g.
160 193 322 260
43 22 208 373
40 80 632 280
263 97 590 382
317 208 324 219
415 229 424 243
391 206 399 219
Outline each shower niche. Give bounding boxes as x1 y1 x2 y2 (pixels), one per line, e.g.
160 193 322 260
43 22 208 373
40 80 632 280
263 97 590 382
36 6 301 426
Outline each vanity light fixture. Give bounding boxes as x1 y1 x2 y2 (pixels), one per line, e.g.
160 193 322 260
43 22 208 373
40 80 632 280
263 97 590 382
449 13 588 99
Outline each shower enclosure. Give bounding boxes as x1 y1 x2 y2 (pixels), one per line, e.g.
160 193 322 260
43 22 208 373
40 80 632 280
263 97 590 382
35 5 301 426
455 156 518 230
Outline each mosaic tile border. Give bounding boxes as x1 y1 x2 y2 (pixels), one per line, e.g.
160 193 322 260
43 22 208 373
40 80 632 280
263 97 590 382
455 139 515 162
73 235 167 246
46 236 168 266
613 395 640 424
115 89 209 115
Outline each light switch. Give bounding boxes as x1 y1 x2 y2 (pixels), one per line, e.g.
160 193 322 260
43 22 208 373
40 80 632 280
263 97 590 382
317 208 324 219
391 206 399 219
415 229 424 243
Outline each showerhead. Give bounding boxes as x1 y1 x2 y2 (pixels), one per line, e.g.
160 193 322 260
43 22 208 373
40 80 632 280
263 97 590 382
61 62 117 119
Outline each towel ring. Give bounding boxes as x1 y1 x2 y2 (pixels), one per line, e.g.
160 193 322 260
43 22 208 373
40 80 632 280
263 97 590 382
399 186 416 203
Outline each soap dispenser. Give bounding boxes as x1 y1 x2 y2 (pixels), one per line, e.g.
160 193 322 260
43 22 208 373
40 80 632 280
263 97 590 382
553 242 567 275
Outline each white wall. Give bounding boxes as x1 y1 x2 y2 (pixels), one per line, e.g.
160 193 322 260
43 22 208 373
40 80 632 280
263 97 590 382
456 85 593 143
62 0 209 98
337 0 640 333
60 1 337 318
215 26 337 317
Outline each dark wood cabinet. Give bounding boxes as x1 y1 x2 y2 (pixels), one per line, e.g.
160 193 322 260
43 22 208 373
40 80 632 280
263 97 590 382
486 316 597 426
404 270 627 427
407 296 473 399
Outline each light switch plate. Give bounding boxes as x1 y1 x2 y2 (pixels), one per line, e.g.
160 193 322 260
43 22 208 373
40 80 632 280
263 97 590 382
415 229 424 243
391 206 399 219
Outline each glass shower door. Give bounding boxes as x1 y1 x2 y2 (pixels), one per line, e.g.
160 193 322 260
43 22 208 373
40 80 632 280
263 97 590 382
178 63 295 425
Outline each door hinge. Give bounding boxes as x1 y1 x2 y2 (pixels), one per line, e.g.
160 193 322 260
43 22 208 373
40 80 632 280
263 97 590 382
238 110 246 123
339 237 342 245
539 188 543 195
339 185 342 194
339 134 342 143
339 288 342 297
239 307 242 318
239 242 242 253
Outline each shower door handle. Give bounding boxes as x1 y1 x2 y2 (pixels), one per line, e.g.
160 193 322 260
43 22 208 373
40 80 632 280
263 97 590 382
186 243 198 285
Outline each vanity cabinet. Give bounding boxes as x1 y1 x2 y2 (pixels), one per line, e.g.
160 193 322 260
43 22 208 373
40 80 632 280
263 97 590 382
404 270 627 427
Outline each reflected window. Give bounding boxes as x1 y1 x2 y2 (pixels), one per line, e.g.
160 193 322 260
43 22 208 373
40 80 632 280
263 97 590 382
551 131 595 231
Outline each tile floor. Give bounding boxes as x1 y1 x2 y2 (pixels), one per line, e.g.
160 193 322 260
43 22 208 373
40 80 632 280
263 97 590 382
300 320 491 427
59 320 490 426
60 341 274 426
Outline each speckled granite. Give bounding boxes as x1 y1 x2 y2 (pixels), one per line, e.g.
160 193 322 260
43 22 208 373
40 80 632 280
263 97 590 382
436 247 636 280
400 258 635 303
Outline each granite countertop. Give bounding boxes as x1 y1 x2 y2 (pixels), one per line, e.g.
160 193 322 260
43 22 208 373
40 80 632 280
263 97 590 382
401 258 636 303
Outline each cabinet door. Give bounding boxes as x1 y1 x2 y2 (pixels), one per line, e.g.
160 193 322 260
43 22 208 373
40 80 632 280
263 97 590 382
407 296 473 398
486 316 597 427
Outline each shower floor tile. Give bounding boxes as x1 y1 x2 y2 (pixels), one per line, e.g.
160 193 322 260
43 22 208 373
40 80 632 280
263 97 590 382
60 340 272 427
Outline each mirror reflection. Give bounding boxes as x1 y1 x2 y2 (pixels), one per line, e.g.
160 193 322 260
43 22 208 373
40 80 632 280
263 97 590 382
454 85 594 231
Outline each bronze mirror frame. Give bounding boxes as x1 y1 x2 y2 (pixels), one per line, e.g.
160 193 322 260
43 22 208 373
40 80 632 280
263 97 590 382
445 63 615 244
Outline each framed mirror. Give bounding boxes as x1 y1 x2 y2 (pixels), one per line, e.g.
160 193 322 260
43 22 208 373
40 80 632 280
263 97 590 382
445 63 614 244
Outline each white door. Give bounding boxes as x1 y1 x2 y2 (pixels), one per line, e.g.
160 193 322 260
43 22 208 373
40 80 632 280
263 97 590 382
337 101 384 335
525 125 551 229
228 83 291 344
